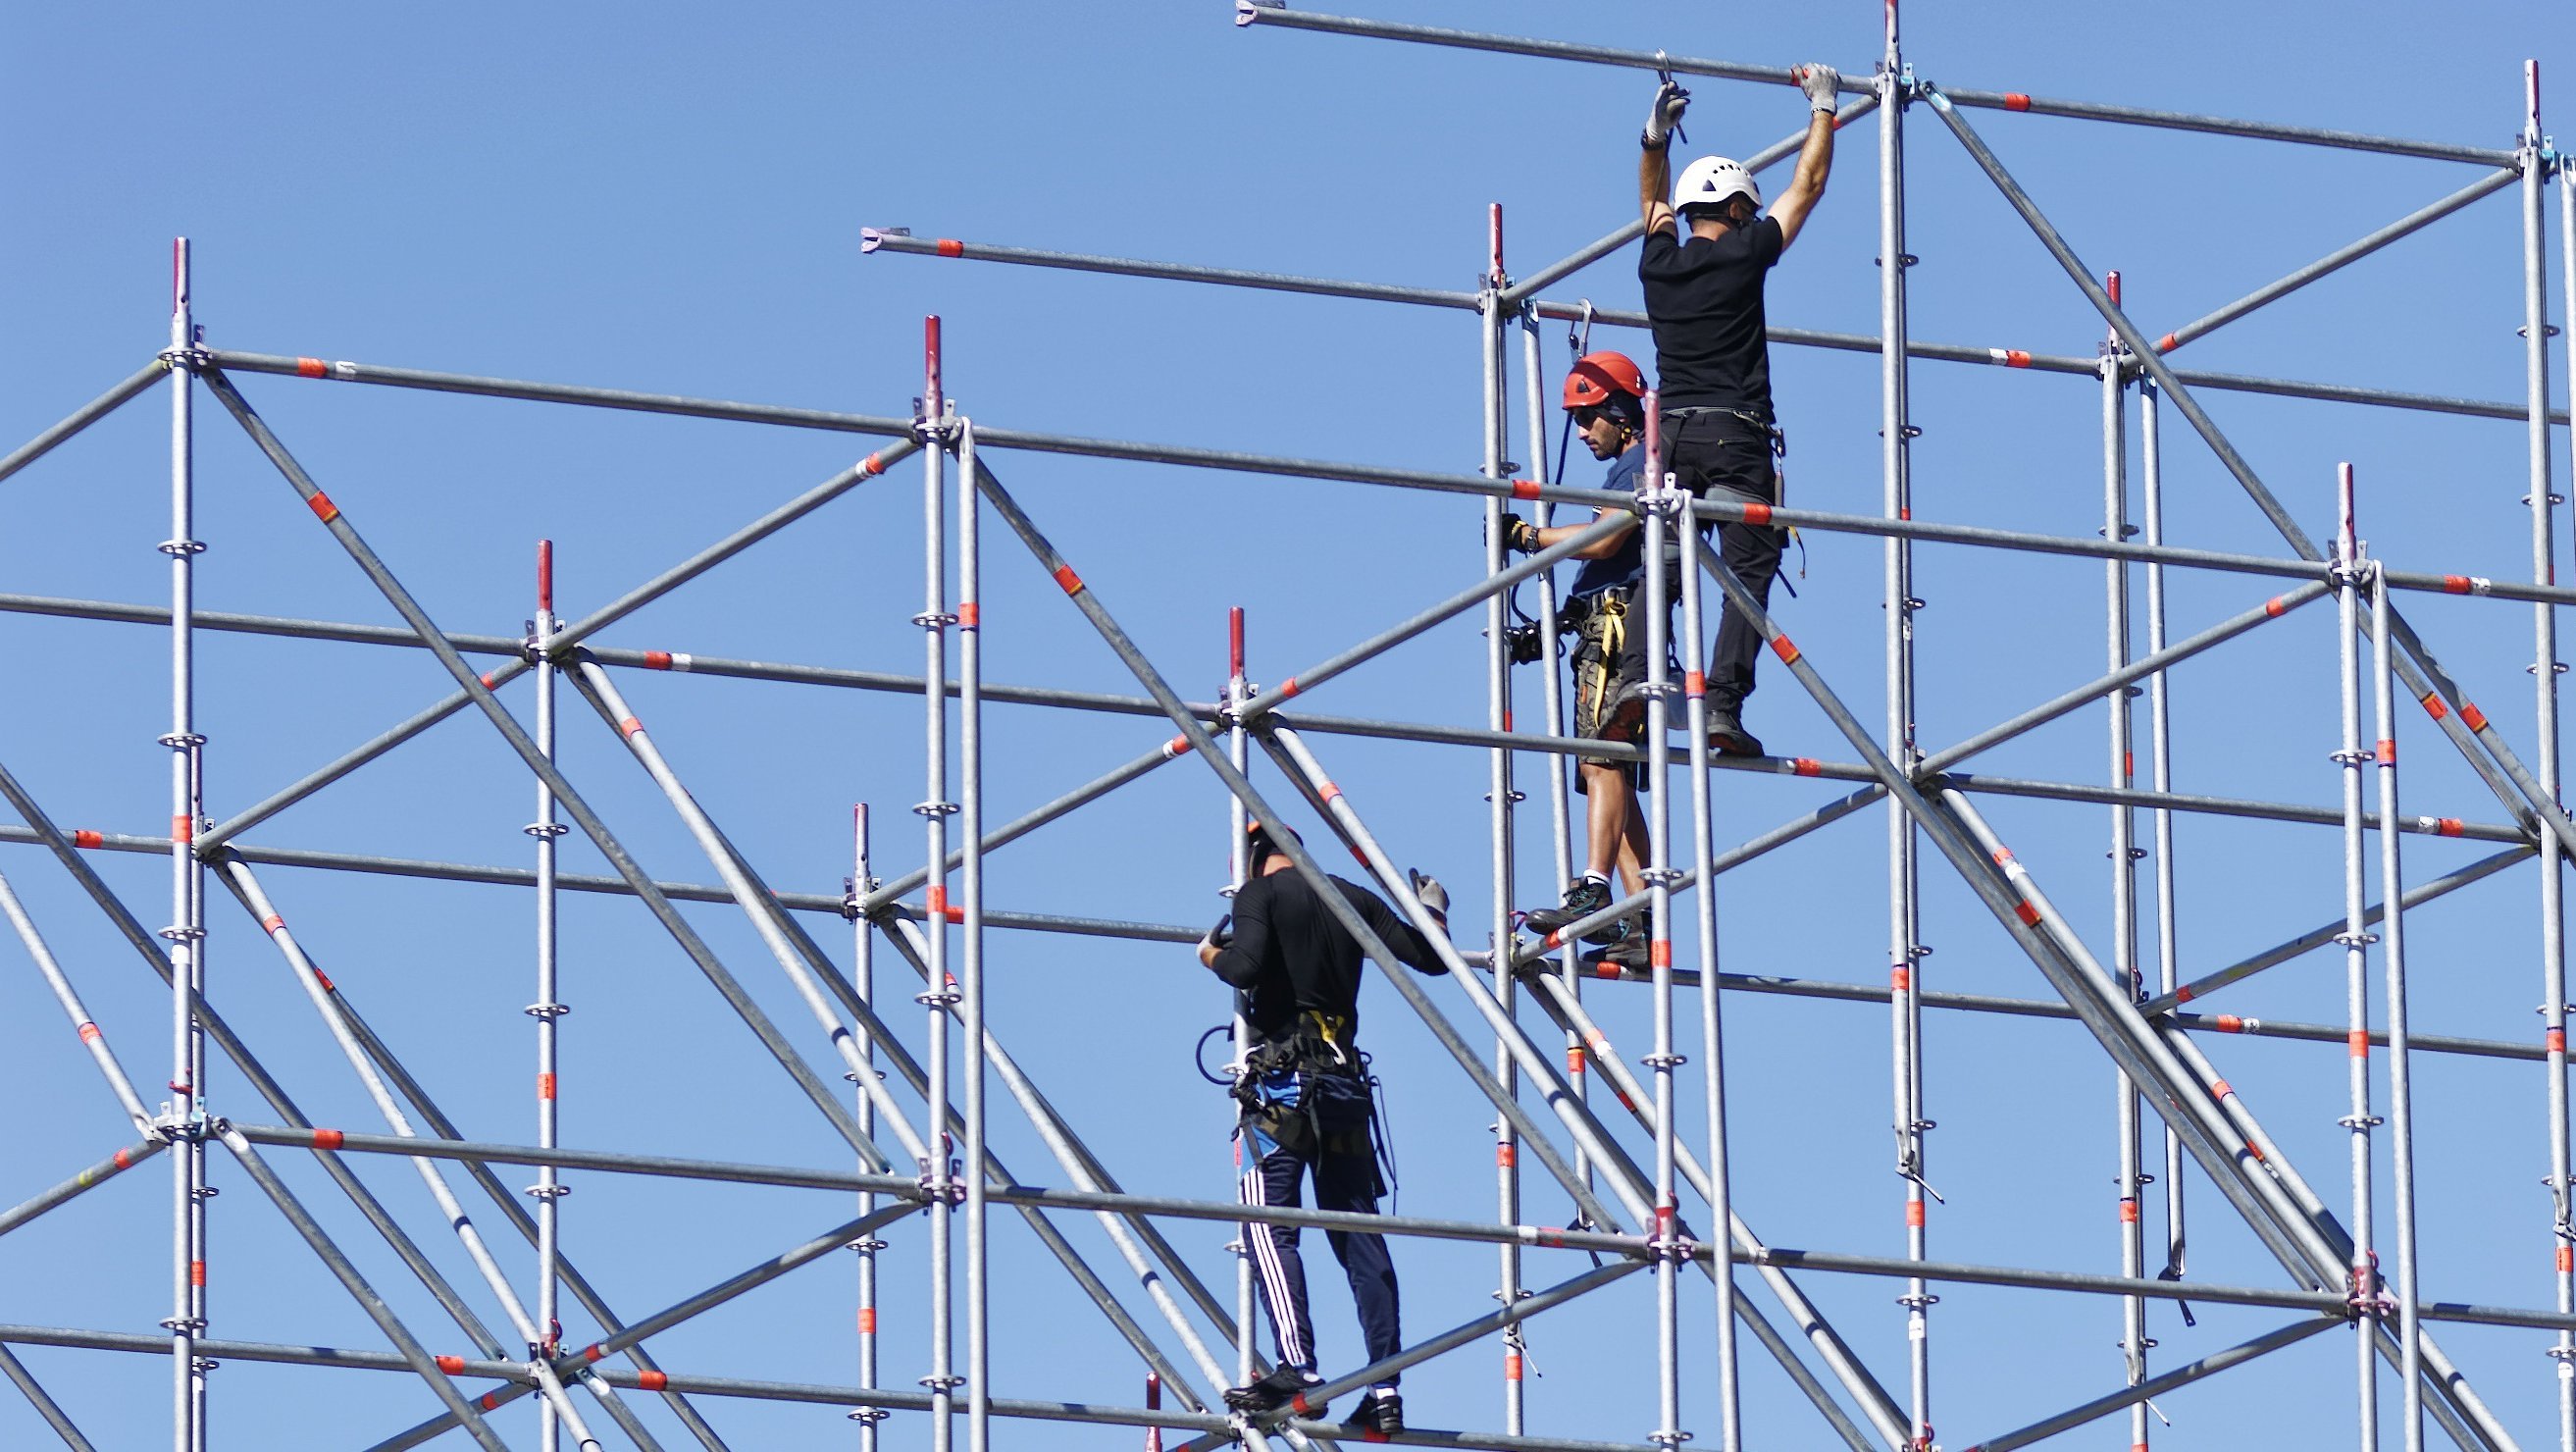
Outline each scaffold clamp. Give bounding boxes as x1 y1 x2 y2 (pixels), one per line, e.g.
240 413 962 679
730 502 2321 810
857 227 910 254
846 1406 890 1425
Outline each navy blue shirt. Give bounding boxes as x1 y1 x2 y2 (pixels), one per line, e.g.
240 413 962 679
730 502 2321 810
1566 444 1646 598
1639 217 1783 417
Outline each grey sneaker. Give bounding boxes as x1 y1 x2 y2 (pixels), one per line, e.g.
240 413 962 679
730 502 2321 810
1704 705 1765 757
1523 876 1612 938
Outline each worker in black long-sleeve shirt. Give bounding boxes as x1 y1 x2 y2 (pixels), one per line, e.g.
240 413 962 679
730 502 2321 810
1197 821 1450 1435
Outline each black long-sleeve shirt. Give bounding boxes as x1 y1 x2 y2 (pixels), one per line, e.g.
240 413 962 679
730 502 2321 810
1207 869 1449 1050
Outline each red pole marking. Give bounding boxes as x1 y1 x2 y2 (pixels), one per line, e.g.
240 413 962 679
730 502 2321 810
857 1308 878 1333
259 913 283 933
1991 846 2016 864
2264 596 2287 618
582 1343 606 1363
312 1128 345 1150
1770 634 1802 665
1650 939 1673 968
1539 930 1563 952
307 492 340 524
113 1148 131 1169
1276 676 1301 700
1595 960 1624 980
1683 671 1707 699
77 1021 101 1043
2436 818 2463 837
1791 757 1822 776
927 886 947 916
1613 1087 1637 1110
2215 1014 2246 1033
2002 92 2032 111
2419 691 2448 720
1502 709 1514 731
617 716 644 739
936 238 964 258
637 1371 668 1393
2347 1031 2370 1059
479 672 497 691
2175 984 2196 1004
1505 1352 1524 1381
479 1392 502 1411
2459 701 2490 732
1052 564 1084 596
171 815 194 845
1228 606 1245 675
858 450 887 478
2549 1028 2567 1055
2560 1245 2574 1273
2118 1198 2138 1223
72 829 102 849
1511 478 1543 500
538 1072 556 1100
436 1355 465 1375
314 969 335 993
923 315 943 419
1741 501 1774 526
644 650 674 670
957 601 980 628
537 540 553 612
2444 574 2474 594
1891 966 1911 990
1163 734 1189 756
2002 349 2032 368
2155 334 2179 353
1906 1200 1926 1227
2243 1141 2267 1163
1566 1047 1586 1074
2105 272 2121 307
1318 780 1343 804
2013 900 2040 927
2376 739 2396 763
2124 751 2134 779
296 357 328 379
1489 201 1505 281
1496 1143 1517 1167
2210 1079 2234 1099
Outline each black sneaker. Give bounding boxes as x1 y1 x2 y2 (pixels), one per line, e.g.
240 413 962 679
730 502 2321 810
1224 1364 1325 1418
1523 876 1612 939
1704 706 1765 758
1348 1391 1404 1437
1583 933 1651 977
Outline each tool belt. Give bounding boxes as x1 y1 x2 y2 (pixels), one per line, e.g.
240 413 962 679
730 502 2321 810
1233 1011 1376 1169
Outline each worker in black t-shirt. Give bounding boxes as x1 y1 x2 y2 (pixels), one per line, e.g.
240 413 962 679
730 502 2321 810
1198 821 1450 1434
1634 62 1843 757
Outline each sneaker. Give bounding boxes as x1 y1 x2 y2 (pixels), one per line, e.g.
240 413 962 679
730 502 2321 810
1582 933 1651 977
1224 1364 1326 1418
1523 876 1612 938
1348 1391 1405 1437
1704 705 1765 758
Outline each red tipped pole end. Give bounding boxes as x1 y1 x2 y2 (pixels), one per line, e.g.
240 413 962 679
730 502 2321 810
923 315 945 420
1488 202 1505 281
1641 389 1664 486
171 238 189 316
1228 606 1246 677
537 540 554 612
2527 60 2543 138
2339 462 2358 560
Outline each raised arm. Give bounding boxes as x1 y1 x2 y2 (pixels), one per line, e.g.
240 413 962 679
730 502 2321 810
1637 80 1688 236
1768 64 1842 250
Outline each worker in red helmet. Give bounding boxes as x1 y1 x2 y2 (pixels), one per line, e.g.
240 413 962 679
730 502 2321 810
1628 60 1844 756
1494 350 1656 961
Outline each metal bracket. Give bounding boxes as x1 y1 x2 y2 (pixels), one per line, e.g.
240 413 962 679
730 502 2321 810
523 821 570 839
158 732 207 750
847 1406 891 1425
857 227 911 254
1234 0 1286 25
524 1182 573 1200
912 800 960 818
157 345 213 374
157 539 209 557
524 1001 570 1019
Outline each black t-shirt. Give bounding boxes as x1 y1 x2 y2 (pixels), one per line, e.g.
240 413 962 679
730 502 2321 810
1566 443 1645 598
1207 868 1448 1049
1638 217 1784 416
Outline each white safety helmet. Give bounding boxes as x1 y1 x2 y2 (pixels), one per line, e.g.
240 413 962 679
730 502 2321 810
1674 156 1761 218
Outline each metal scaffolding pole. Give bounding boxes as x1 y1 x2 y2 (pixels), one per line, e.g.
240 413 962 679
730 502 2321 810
0 358 169 487
915 319 960 1452
2332 465 2383 1447
2139 377 2190 1305
1479 203 1529 1437
531 538 569 1452
0 1342 96 1452
954 415 993 1452
157 238 208 1452
2519 62 2576 1451
1878 18 1932 1448
1227 605 1257 1399
2099 274 2151 1449
850 804 886 1446
2374 559 2427 1452
1637 400 1685 1451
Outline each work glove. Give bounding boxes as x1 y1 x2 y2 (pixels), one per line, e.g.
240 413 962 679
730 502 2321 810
1408 869 1451 921
1499 514 1544 555
1793 62 1842 114
1200 913 1234 956
1642 79 1690 149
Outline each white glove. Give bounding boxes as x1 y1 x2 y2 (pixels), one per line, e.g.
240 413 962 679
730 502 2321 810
1642 79 1690 149
1794 63 1842 114
1408 869 1451 920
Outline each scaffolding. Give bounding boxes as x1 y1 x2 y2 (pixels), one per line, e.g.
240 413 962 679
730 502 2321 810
0 4 2573 1449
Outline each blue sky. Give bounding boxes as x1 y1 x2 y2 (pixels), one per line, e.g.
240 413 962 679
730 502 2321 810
3 1 2574 1447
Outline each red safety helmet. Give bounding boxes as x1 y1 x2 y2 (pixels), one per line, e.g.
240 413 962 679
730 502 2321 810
1563 350 1648 412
